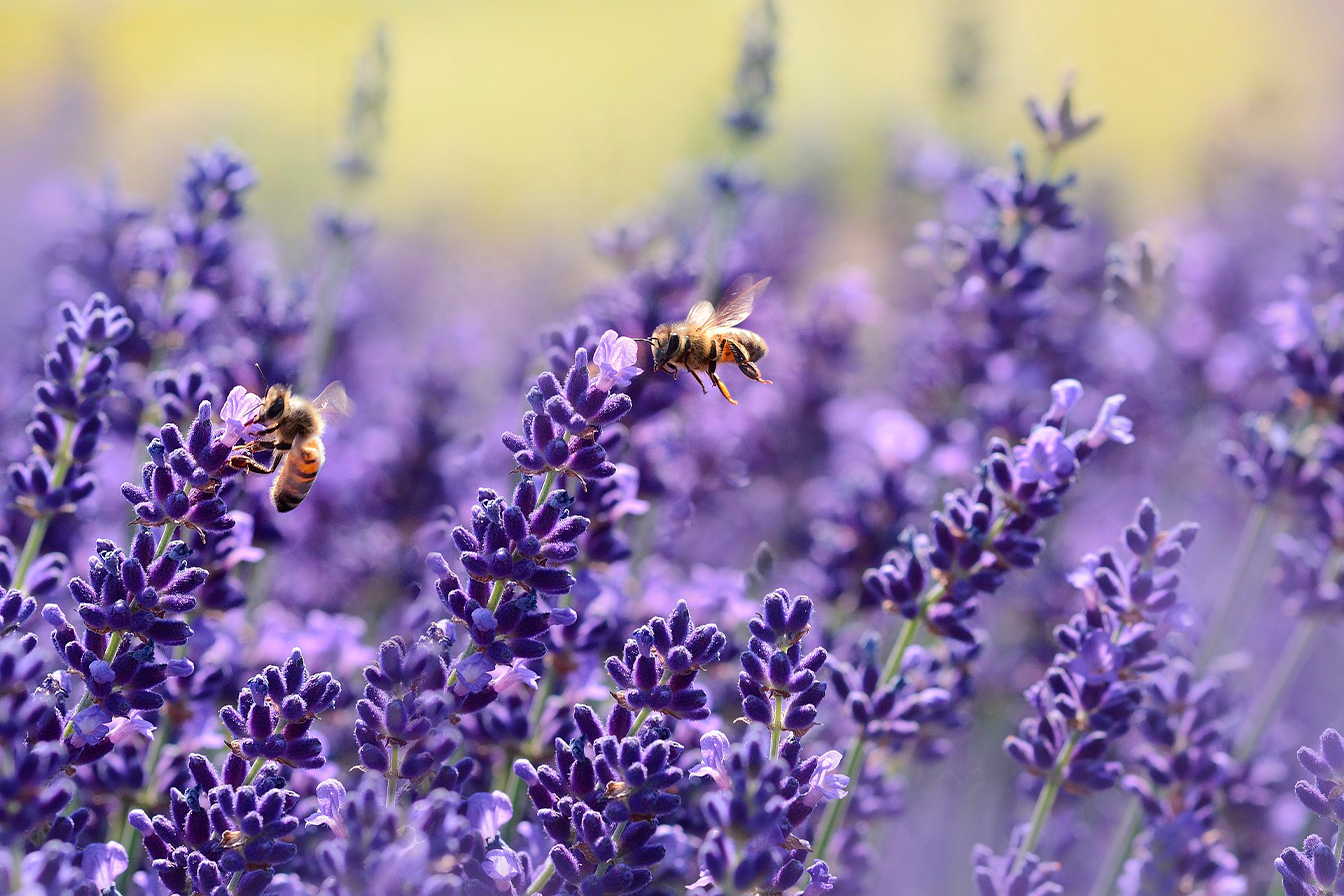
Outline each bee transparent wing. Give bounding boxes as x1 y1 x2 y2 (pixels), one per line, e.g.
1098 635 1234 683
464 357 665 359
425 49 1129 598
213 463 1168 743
684 300 715 330
707 275 770 330
311 381 352 423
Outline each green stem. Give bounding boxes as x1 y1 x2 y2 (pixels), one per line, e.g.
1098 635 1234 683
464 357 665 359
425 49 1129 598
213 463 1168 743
812 731 868 862
11 516 53 596
154 523 179 558
769 692 784 759
62 630 127 738
1234 618 1321 761
1087 799 1141 896
444 579 507 689
1011 731 1082 875
880 615 923 684
387 743 401 805
1196 502 1270 671
243 757 267 786
536 470 559 505
524 859 555 896
815 610 926 863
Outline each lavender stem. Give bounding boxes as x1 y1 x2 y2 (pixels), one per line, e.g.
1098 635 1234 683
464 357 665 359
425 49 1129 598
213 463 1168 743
1234 617 1321 762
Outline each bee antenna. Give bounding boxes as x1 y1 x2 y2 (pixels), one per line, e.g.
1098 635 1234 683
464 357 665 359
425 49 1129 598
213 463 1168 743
632 337 655 344
254 364 269 391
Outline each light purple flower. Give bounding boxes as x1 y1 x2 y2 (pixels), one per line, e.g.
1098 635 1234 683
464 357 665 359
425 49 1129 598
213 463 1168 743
81 842 128 889
483 848 521 891
690 730 732 790
805 750 850 805
471 608 498 632
688 869 715 892
1066 630 1122 685
802 861 836 896
1084 394 1135 449
219 385 265 448
107 711 155 745
1046 378 1084 421
69 705 112 748
591 329 642 392
1068 554 1104 608
304 779 348 839
489 659 540 696
466 791 513 840
1013 426 1077 490
450 652 493 696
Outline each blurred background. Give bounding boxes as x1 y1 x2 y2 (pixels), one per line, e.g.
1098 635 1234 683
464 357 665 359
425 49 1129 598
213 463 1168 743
1 0 1342 286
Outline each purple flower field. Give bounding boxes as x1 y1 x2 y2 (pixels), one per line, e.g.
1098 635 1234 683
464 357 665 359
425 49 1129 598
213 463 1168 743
4 6 1344 896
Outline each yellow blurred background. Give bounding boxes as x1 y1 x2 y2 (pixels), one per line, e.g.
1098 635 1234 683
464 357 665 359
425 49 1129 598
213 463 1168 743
0 0 1340 251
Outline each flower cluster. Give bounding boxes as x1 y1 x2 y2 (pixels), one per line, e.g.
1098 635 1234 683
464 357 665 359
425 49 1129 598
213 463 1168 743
1276 728 1344 896
354 636 472 795
739 590 827 745
606 599 725 722
122 401 241 536
1119 662 1243 896
133 753 298 896
7 293 133 596
688 598 843 896
43 529 205 760
982 500 1198 889
0 595 71 848
446 481 588 596
219 649 340 769
503 335 638 484
863 380 1134 646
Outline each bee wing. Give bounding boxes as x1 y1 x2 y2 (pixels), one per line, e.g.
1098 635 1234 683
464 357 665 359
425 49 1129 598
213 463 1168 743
684 300 715 330
312 381 353 423
708 275 770 329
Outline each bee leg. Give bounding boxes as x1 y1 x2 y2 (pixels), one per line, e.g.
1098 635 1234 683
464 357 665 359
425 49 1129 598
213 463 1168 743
709 371 738 405
665 362 679 380
231 455 282 475
727 340 773 385
229 443 289 475
688 368 709 395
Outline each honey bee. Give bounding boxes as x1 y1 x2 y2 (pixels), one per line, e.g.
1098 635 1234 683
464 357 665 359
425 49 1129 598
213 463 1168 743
231 382 351 512
645 275 773 404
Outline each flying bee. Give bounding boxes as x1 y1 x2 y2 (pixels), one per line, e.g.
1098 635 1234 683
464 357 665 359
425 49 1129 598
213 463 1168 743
231 382 351 513
644 275 772 404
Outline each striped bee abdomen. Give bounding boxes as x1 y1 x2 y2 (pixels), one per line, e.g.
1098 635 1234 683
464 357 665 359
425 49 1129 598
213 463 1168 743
271 437 325 513
716 327 769 362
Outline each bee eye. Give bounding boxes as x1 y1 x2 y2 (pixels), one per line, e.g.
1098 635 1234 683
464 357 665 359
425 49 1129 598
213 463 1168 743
667 334 682 355
266 402 284 420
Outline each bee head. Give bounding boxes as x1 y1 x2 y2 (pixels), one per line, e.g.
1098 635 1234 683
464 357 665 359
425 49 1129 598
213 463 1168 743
260 385 292 422
648 324 678 371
